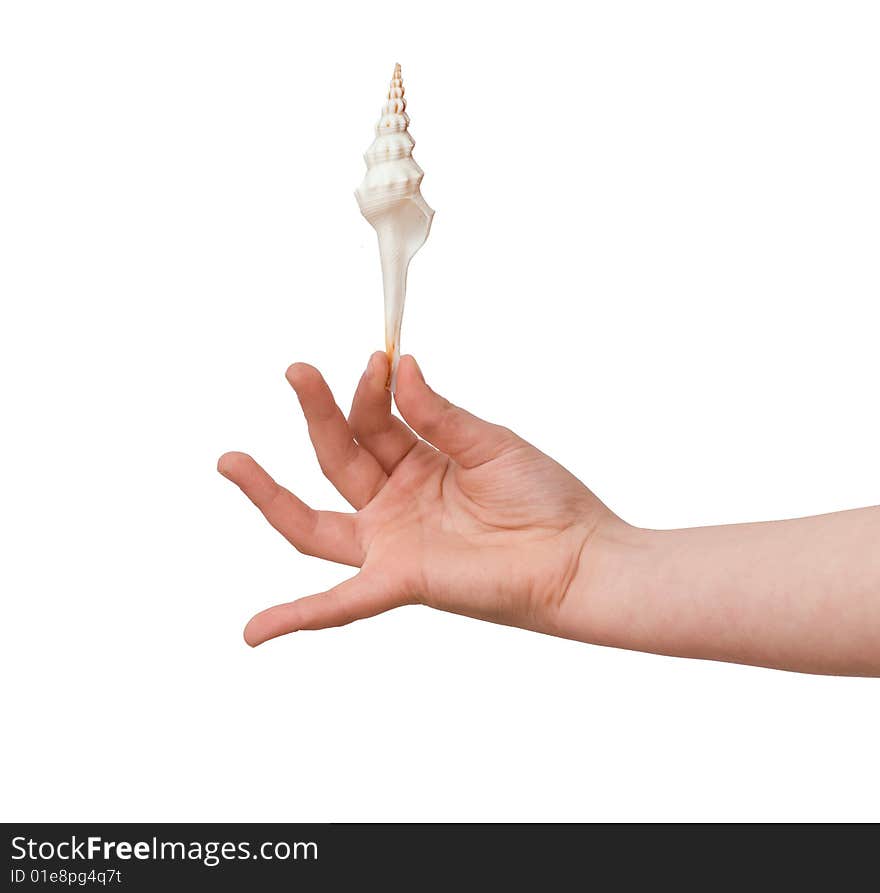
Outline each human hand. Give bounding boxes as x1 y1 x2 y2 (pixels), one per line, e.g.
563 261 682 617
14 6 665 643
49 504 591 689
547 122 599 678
218 353 627 646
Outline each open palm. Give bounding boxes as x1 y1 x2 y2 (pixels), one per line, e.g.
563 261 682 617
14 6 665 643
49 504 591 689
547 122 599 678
219 353 615 646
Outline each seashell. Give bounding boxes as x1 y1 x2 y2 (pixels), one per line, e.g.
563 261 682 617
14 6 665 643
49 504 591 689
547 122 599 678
355 63 434 391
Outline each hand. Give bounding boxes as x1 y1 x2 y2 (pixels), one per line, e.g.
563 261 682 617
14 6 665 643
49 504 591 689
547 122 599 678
218 353 625 646
217 353 880 674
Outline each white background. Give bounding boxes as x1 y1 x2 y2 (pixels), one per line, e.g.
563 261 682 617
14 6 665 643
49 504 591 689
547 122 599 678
1 1 878 822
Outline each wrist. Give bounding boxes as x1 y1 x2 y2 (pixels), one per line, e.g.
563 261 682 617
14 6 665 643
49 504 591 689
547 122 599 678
558 517 661 650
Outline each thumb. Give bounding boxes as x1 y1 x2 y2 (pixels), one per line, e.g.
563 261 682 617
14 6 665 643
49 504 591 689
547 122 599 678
393 355 519 468
244 570 406 647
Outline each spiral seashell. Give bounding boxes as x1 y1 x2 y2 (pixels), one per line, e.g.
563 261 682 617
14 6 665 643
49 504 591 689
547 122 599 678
356 63 434 391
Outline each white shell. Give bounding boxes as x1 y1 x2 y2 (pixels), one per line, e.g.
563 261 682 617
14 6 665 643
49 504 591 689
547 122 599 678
355 63 434 391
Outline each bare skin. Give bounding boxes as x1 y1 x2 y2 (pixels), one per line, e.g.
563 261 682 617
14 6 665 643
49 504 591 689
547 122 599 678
218 353 880 676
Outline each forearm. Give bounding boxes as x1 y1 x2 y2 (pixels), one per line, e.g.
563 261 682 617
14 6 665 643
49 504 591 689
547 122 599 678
567 507 880 675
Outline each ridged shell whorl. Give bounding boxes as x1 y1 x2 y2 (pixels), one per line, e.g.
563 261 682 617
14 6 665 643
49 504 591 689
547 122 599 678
356 64 428 219
378 63 408 134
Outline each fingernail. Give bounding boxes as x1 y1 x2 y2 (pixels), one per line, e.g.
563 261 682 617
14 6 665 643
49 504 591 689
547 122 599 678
285 364 305 392
365 352 383 382
407 355 425 383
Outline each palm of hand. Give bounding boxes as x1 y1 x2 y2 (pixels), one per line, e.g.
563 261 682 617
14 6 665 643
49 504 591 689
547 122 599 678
220 354 607 646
